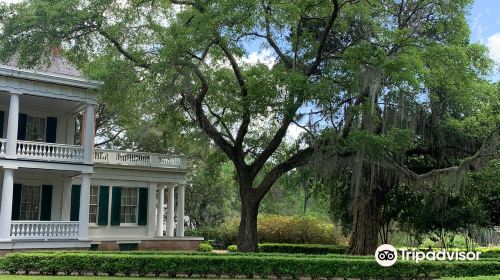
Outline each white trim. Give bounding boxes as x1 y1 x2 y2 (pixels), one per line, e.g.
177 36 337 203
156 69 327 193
0 159 93 173
0 240 91 250
0 65 102 89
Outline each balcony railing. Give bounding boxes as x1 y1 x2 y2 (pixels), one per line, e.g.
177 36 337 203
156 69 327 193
0 138 186 169
93 149 187 169
16 140 85 162
10 221 79 240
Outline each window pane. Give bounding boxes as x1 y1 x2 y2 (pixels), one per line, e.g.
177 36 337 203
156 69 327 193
26 116 46 142
20 185 41 220
89 186 99 223
120 188 138 223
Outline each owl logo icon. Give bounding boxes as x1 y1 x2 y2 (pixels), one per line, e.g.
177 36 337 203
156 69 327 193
375 244 398 267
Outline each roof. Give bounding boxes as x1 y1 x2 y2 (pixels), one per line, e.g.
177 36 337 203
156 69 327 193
0 54 101 89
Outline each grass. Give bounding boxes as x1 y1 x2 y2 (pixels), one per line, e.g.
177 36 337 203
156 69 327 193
439 276 500 280
0 275 498 280
0 277 178 280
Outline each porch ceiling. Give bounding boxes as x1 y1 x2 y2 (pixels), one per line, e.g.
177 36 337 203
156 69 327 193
0 92 85 114
1 166 82 178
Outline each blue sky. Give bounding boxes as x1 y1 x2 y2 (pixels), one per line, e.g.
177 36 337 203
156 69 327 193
469 0 500 80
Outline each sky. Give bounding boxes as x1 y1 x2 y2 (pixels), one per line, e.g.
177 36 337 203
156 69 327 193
470 0 500 79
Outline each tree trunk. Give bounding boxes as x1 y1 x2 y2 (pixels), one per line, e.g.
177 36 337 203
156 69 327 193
237 196 259 252
348 193 380 255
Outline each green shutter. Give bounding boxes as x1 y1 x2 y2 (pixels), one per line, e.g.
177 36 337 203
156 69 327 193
11 184 22 220
17 113 27 140
110 187 122 226
0 111 4 138
97 186 110 226
46 117 57 143
137 188 148 226
40 185 53 221
70 185 81 221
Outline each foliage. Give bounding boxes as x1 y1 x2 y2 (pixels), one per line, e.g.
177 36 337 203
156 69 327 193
197 243 213 252
258 243 347 255
227 245 237 253
1 252 499 278
186 150 239 228
190 214 347 247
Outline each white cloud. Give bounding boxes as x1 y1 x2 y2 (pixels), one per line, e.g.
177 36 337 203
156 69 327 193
471 13 485 43
242 48 276 68
487 33 500 64
285 122 305 142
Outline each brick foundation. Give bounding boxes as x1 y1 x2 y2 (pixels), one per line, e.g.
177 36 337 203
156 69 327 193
96 239 202 251
0 238 203 254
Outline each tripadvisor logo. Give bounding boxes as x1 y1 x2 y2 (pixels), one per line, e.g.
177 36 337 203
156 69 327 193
375 244 481 267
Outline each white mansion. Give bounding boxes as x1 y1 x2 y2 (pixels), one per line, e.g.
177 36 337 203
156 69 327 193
0 57 201 252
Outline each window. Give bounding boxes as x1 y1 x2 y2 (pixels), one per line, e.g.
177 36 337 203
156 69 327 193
121 188 138 223
19 185 41 220
89 186 99 223
26 116 46 142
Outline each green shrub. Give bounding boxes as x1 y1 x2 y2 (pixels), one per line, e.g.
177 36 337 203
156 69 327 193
193 214 347 246
198 243 213 252
258 243 348 254
227 245 237 252
0 252 498 278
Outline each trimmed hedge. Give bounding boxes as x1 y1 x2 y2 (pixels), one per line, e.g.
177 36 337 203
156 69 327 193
0 252 499 278
258 243 348 254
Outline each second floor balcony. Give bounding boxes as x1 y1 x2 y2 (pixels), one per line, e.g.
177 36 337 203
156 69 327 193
0 138 186 169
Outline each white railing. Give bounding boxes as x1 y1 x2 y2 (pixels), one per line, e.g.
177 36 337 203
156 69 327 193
0 138 5 157
16 140 85 162
10 221 79 240
93 149 187 169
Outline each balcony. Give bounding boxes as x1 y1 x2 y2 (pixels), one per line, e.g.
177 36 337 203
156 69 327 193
0 138 186 169
93 149 187 169
11 221 79 240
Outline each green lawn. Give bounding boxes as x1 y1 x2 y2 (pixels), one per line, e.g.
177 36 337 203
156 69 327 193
1 276 499 280
0 277 177 280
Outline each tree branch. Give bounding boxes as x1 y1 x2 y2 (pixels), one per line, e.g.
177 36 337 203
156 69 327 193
255 146 315 202
98 29 150 68
392 124 500 181
187 64 236 160
307 0 340 75
263 4 293 69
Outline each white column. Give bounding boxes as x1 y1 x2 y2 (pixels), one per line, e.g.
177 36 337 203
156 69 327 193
156 186 165 236
148 183 157 237
61 178 72 221
83 104 95 163
176 184 185 237
5 93 20 158
78 173 91 240
166 185 175 237
0 168 15 241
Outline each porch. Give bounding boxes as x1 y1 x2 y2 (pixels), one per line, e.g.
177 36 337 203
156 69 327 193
0 167 188 246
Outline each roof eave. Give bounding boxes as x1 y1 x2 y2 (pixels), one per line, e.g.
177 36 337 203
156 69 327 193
0 65 103 89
